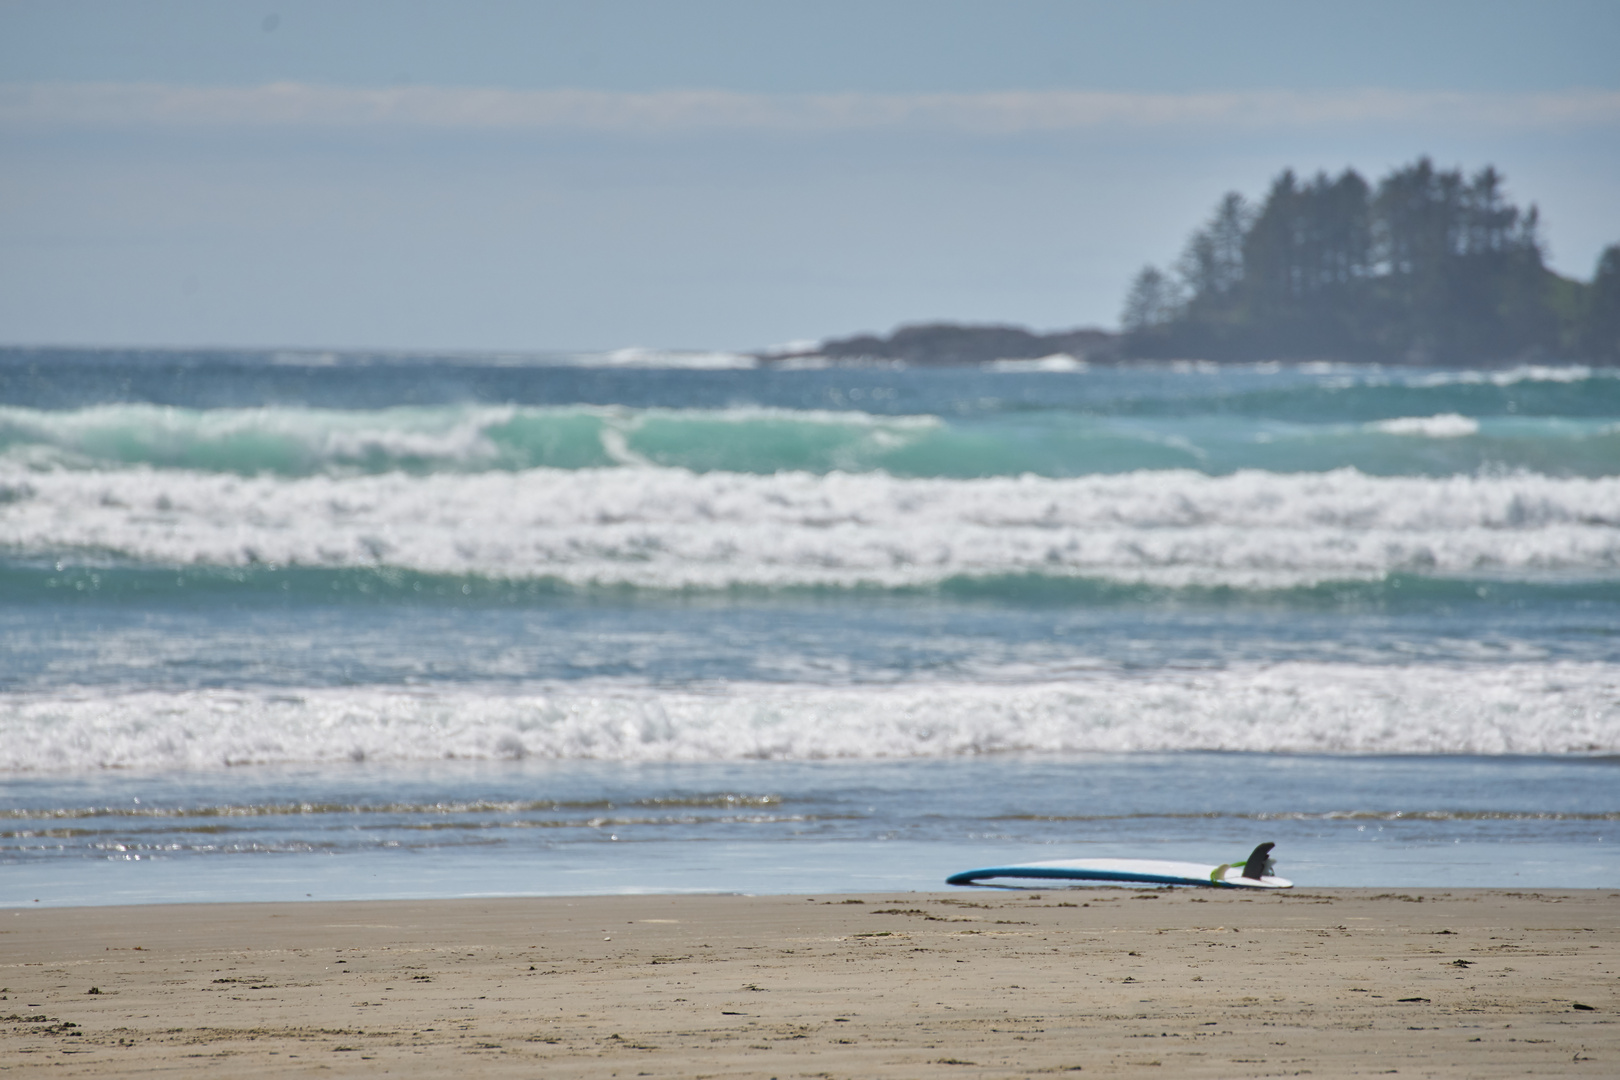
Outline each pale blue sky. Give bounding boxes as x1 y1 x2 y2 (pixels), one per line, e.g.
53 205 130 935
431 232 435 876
6 1 1617 93
3 1 1617 350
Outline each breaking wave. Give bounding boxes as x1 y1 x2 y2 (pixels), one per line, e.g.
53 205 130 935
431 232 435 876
4 402 1619 478
4 661 1616 772
4 464 1619 590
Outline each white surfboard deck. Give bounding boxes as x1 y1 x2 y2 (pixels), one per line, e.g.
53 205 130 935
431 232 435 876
946 857 1292 889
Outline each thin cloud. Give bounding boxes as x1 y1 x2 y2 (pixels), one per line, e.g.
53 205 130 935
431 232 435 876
3 82 1619 134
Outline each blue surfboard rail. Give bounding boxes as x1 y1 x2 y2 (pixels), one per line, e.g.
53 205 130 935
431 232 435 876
945 865 1263 888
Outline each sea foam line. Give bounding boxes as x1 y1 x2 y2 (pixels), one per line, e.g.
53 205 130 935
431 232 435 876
3 661 1616 772
3 465 1620 589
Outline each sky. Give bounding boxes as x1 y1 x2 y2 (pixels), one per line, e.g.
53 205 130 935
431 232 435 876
2 0 1617 352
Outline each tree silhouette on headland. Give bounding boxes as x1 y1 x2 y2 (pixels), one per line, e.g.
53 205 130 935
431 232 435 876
1124 158 1619 365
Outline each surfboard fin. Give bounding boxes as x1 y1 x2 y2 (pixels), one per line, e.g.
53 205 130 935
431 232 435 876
1240 842 1276 880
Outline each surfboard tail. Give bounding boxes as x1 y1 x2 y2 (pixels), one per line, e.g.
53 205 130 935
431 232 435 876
1240 842 1276 881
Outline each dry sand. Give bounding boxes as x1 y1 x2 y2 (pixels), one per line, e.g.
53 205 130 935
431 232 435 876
2 888 1615 1077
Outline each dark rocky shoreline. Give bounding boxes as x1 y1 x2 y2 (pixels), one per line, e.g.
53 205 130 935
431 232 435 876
764 322 1121 366
760 319 1612 368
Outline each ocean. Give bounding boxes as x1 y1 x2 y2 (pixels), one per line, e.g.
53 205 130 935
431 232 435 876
2 349 1616 904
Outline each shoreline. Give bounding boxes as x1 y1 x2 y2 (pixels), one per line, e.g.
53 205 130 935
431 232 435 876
4 888 1614 1077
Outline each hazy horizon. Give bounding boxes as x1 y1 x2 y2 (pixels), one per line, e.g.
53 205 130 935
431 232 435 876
2 0 1617 352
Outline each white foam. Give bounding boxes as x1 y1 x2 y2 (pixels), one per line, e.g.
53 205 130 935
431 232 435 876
1408 365 1600 387
0 402 518 471
594 348 758 370
3 661 1615 772
757 339 822 357
985 354 1088 372
0 403 941 474
1370 413 1480 438
3 464 1619 589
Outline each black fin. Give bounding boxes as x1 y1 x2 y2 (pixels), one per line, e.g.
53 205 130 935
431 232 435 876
1240 842 1275 880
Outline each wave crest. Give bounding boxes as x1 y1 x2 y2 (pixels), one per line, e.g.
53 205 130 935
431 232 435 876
4 661 1615 771
5 401 1620 479
4 465 1619 589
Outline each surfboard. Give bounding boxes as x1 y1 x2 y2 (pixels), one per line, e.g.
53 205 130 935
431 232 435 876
946 844 1292 889
945 858 1292 888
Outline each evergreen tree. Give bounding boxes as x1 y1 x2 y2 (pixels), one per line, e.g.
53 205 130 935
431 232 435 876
1120 266 1183 333
1178 193 1251 308
1120 156 1609 364
1242 168 1373 358
1585 245 1620 364
1169 193 1253 354
1372 159 1549 362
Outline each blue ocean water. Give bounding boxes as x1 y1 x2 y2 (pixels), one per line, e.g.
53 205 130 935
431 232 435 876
2 349 1617 903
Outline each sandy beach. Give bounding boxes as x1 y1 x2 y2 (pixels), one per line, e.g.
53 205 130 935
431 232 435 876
2 888 1614 1077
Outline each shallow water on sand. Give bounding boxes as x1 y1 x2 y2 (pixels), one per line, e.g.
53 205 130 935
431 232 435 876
4 754 1615 905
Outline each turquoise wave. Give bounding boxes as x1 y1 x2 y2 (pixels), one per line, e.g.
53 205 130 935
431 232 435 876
3 401 1618 478
1114 370 1620 422
7 562 1618 611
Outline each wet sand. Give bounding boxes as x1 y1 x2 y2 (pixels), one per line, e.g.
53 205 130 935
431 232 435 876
2 888 1615 1077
